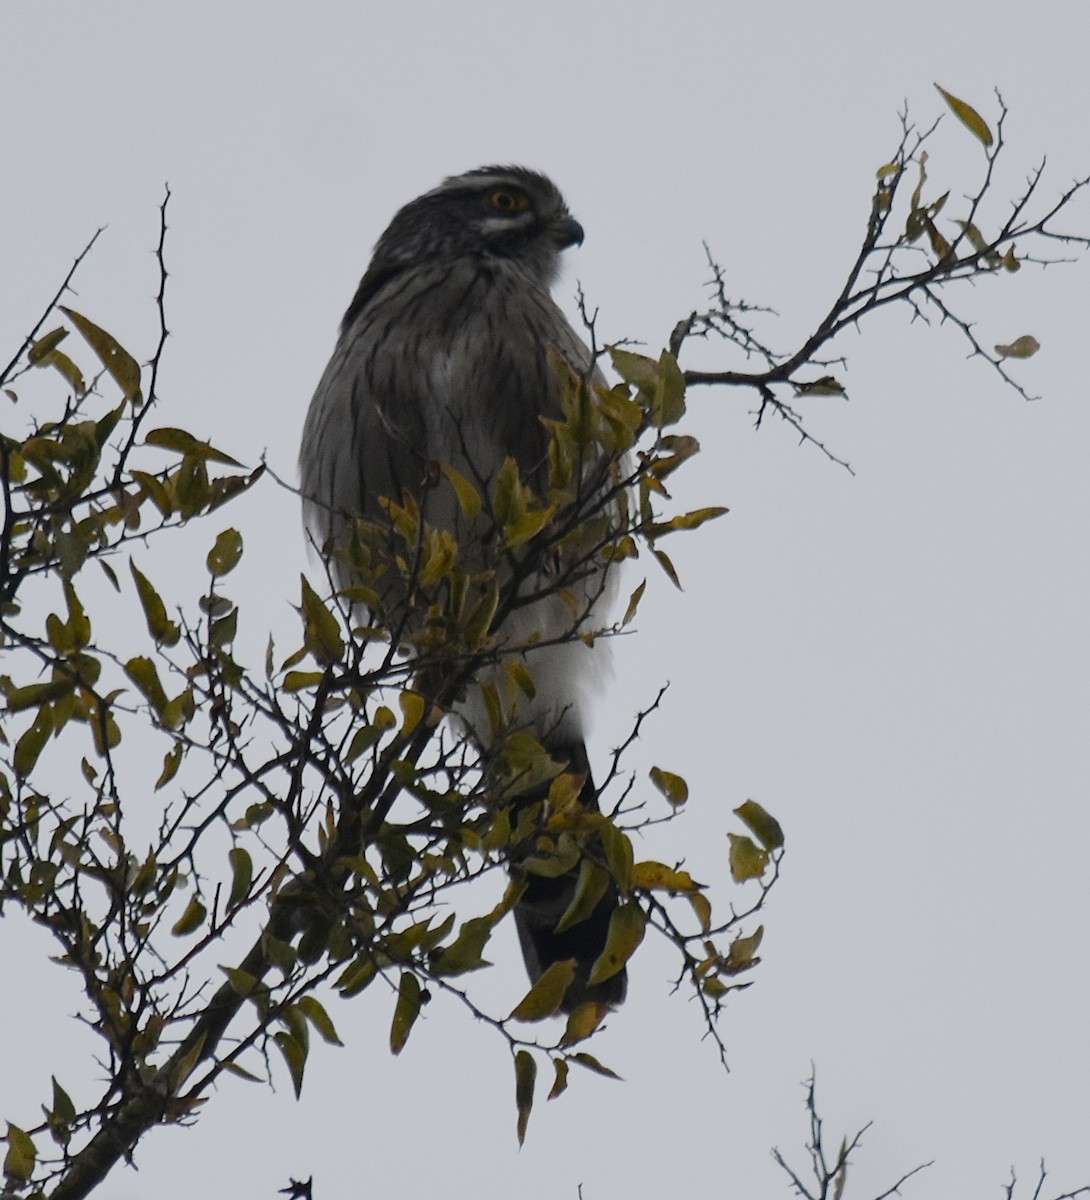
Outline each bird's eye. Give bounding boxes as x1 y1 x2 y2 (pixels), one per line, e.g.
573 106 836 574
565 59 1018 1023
489 189 529 213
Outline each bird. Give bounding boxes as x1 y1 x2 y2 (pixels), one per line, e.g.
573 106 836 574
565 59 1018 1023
299 165 626 1010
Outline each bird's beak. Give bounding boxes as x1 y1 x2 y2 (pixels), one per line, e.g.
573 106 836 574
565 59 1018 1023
552 215 585 250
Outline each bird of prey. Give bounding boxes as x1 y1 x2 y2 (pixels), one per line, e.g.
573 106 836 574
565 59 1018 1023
299 166 625 1010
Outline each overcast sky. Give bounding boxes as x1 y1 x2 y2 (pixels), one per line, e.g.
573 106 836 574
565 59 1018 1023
3 2 1089 1198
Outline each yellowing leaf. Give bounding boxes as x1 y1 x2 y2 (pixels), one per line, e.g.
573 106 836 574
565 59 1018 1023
60 306 143 402
724 925 765 974
631 861 701 893
734 799 785 850
555 861 610 933
3 1123 37 1183
130 561 181 646
509 959 577 1021
622 579 646 627
994 335 1040 360
514 1050 537 1146
588 901 645 986
649 766 688 806
207 528 243 577
171 894 207 936
274 1030 307 1099
728 833 770 883
300 575 344 665
145 426 241 465
389 972 424 1055
443 464 482 519
934 84 994 147
398 689 426 736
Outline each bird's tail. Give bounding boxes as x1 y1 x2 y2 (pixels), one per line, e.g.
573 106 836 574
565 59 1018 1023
511 740 627 1012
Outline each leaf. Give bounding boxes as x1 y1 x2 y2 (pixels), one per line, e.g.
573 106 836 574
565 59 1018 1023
14 704 54 780
568 1051 621 1081
398 689 426 737
994 335 1040 360
688 891 712 933
129 561 181 646
207 528 243 577
4 1123 36 1183
389 972 423 1055
622 579 646 627
443 464 482 519
300 575 344 665
145 426 241 465
631 861 701 893
555 862 610 934
431 915 493 976
171 895 207 936
514 1050 537 1146
649 766 688 806
559 1002 609 1047
227 847 253 909
124 656 168 717
588 901 645 986
60 307 143 402
728 832 770 883
274 1031 307 1099
734 799 785 850
651 547 681 589
934 84 994 147
548 1057 570 1100
724 925 765 975
296 996 343 1046
509 959 577 1021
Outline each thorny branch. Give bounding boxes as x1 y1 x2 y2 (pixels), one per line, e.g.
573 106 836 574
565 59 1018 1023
671 94 1090 471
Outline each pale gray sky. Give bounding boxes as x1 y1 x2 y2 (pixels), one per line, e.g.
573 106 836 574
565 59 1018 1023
3 2 1089 1197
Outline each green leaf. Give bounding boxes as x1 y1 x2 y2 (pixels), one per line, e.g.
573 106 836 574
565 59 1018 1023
994 335 1040 359
227 847 253 909
14 704 54 780
130 561 181 646
649 765 688 806
274 1030 307 1099
514 1050 537 1146
728 832 770 883
221 966 260 997
300 575 344 665
651 547 681 589
509 959 577 1022
588 901 645 986
207 528 243 577
296 996 344 1046
934 83 994 147
734 799 785 850
555 861 610 934
125 656 168 717
145 426 241 465
389 972 424 1055
431 916 493 976
3 1123 36 1183
60 307 143 402
548 1057 570 1100
568 1050 621 1081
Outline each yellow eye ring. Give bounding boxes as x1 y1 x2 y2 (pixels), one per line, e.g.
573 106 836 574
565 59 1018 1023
489 189 528 213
